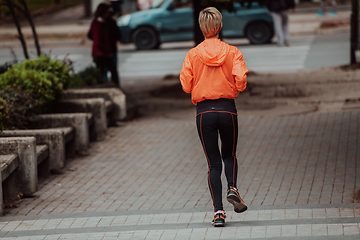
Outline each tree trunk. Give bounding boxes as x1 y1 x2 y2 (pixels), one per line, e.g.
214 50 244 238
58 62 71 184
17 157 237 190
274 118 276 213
19 0 41 57
5 0 29 59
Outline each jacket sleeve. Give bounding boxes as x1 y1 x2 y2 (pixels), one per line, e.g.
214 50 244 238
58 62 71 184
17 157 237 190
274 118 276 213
109 19 122 41
232 50 248 92
180 51 193 93
91 22 105 54
87 28 93 40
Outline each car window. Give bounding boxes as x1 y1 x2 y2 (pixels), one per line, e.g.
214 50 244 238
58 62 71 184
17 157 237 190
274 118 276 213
171 0 192 9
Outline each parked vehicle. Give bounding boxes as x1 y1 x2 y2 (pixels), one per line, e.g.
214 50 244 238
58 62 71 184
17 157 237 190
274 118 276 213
117 0 274 50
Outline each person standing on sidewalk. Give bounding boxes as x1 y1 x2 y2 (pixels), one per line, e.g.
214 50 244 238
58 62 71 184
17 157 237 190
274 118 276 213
317 0 337 16
88 6 122 86
180 7 248 227
89 3 120 87
266 0 296 47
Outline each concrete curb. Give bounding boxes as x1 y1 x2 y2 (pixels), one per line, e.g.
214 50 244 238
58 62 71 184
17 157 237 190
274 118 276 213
34 113 91 154
0 137 38 213
0 129 68 171
56 98 107 138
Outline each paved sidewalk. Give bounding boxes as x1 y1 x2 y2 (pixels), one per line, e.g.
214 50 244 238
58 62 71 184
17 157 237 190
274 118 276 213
0 106 359 239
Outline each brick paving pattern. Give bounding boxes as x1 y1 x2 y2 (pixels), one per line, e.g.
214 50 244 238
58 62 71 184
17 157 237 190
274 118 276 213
0 109 359 239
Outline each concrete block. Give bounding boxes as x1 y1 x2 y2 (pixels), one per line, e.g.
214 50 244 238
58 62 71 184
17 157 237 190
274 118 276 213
36 145 49 165
36 145 50 177
62 88 127 121
0 137 38 197
55 98 107 137
0 154 19 182
0 169 2 215
0 128 68 171
0 154 19 215
33 114 90 154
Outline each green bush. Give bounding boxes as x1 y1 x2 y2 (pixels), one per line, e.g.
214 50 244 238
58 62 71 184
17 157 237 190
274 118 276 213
0 97 10 131
68 65 103 88
0 90 38 130
0 57 105 130
21 54 71 90
0 55 70 112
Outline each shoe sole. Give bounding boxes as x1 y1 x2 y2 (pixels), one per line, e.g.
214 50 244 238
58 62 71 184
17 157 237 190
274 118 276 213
227 195 248 213
213 222 225 227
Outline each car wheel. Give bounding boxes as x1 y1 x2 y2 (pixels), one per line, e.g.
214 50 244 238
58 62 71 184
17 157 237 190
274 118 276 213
133 27 159 50
246 22 273 45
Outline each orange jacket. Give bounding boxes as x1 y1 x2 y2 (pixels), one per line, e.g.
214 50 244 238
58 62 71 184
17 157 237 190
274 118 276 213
180 38 248 105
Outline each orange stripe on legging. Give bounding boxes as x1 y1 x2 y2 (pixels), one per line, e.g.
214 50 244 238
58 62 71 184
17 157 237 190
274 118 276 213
199 113 217 211
231 114 236 188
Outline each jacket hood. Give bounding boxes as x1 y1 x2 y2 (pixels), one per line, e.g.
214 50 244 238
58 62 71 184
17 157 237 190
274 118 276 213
195 38 229 67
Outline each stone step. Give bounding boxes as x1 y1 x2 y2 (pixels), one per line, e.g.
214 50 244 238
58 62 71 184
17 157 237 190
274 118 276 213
0 154 19 182
36 145 49 165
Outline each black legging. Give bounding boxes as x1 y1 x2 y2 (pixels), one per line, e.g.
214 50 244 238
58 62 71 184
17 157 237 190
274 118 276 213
95 56 119 87
196 99 238 212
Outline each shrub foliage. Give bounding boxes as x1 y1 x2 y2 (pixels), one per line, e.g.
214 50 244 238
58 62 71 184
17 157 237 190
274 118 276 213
0 55 104 130
0 89 38 130
68 65 103 88
0 54 70 112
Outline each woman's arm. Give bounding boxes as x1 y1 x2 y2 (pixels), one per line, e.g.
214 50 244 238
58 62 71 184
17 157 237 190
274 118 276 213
232 50 248 92
180 52 194 93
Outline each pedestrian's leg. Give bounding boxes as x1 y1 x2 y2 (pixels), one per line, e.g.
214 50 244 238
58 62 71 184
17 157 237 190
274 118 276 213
270 12 284 46
112 52 120 86
321 0 326 12
218 112 247 213
218 112 238 189
332 0 337 11
103 67 109 81
95 57 107 82
318 0 326 15
104 57 120 87
330 0 337 14
281 11 290 45
196 112 223 212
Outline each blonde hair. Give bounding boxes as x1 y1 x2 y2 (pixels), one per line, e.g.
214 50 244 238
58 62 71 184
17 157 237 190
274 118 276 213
198 7 222 38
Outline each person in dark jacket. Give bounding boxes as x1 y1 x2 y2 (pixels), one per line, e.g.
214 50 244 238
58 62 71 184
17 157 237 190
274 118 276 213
89 3 120 86
266 0 296 46
106 14 122 85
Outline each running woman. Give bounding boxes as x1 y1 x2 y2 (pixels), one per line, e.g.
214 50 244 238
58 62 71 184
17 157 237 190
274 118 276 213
180 7 248 227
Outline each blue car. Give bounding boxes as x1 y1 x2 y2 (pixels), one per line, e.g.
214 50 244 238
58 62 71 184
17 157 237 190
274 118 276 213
117 0 273 50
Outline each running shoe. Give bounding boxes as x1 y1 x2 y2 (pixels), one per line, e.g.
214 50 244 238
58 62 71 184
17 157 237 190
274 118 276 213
212 210 226 227
227 187 248 213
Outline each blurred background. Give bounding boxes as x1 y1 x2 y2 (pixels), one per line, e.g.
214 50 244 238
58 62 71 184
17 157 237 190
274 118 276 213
0 0 358 80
